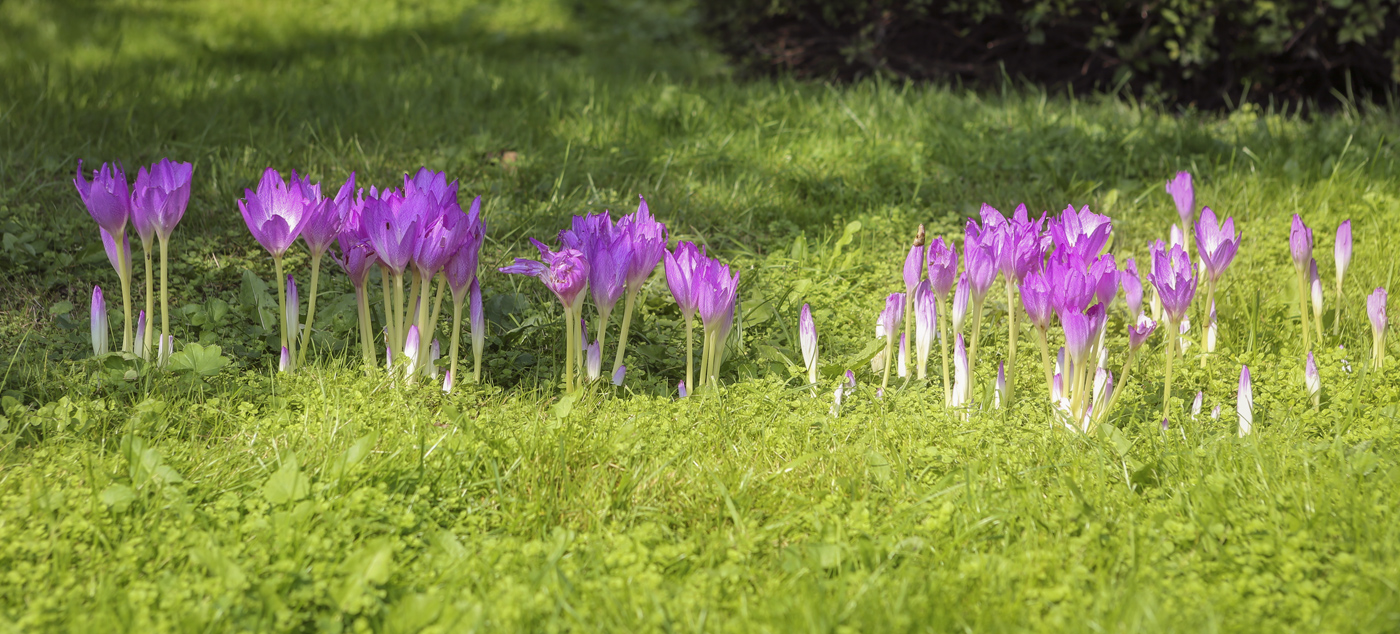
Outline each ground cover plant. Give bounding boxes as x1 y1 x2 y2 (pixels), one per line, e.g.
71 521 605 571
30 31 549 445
2 0 1400 631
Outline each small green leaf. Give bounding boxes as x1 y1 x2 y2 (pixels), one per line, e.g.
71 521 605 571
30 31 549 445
49 300 73 316
167 343 230 377
262 451 309 505
552 393 577 419
100 484 137 512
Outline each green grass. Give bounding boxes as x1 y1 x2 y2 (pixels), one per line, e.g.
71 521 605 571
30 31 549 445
3 0 1400 631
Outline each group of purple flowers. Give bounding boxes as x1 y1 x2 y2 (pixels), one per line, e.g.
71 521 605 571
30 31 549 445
76 161 1390 421
499 200 741 395
797 170 1390 434
236 167 486 388
75 159 193 365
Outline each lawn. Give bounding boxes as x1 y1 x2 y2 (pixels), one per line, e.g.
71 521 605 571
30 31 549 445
2 0 1400 631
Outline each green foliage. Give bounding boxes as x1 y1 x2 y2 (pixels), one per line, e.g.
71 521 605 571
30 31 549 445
698 0 1400 107
2 0 1400 631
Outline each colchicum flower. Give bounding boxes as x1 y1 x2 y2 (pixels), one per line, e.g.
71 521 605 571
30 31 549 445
239 168 317 365
1305 351 1320 407
500 239 590 392
1290 214 1317 352
1369 287 1388 369
1237 366 1253 437
1021 265 1056 392
1194 207 1240 284
296 173 351 367
612 365 626 386
134 311 147 360
442 197 486 383
1309 259 1324 343
563 212 632 363
950 334 969 409
90 286 108 356
585 340 601 383
800 304 818 387
665 241 706 390
694 254 740 389
1334 220 1352 333
914 281 936 381
612 196 669 374
131 158 194 360
1166 171 1194 231
1148 240 1197 425
76 161 135 353
877 292 906 391
1049 204 1112 259
1122 258 1143 318
1191 391 1203 418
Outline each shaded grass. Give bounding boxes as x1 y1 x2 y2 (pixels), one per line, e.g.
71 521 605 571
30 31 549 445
1 0 1400 631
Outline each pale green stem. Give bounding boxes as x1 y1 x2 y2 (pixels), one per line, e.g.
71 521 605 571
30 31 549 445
449 298 463 387
142 239 154 358
392 272 406 355
381 268 396 355
1035 327 1054 395
1333 277 1344 336
612 290 638 375
880 331 894 393
685 313 694 392
1297 271 1312 353
967 297 986 399
428 275 447 344
698 325 711 388
116 245 133 353
415 272 433 378
563 302 575 393
356 285 374 370
1005 280 1018 406
273 256 287 352
1161 319 1178 425
938 299 951 405
298 252 323 367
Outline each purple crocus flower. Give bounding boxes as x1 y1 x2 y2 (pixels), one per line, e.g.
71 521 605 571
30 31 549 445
925 237 958 300
238 168 316 258
470 278 484 381
1335 220 1352 286
696 259 740 330
678 381 689 398
983 203 1046 283
1020 266 1053 331
74 161 130 237
1194 206 1240 283
91 286 108 356
361 189 420 276
1369 287 1388 368
413 200 472 281
131 158 194 243
1191 391 1203 418
1128 315 1157 351
904 241 925 294
950 334 969 408
404 167 458 206
619 196 668 291
300 173 352 258
800 303 818 384
1305 352 1320 397
334 209 379 287
500 239 590 310
664 242 706 318
878 293 905 339
951 274 969 332
285 274 299 341
279 346 291 373
1166 171 1194 229
1237 366 1253 436
1049 204 1112 259
1061 304 1106 367
1047 252 1093 318
443 197 486 300
963 219 1000 302
583 228 633 323
1289 214 1313 273
1122 258 1143 317
914 280 936 378
1090 254 1119 308
1147 240 1197 324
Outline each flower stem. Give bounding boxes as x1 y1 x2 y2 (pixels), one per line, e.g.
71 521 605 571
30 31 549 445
298 252 322 367
273 255 287 353
1200 280 1216 368
142 239 155 358
416 273 433 378
1333 277 1344 336
685 313 694 391
880 331 894 393
380 267 395 354
427 275 447 345
449 298 463 387
116 245 133 353
1297 271 1312 352
1005 280 1018 406
699 326 711 388
938 301 951 405
1103 351 1136 421
1035 327 1054 395
612 290 638 375
392 272 406 355
356 285 374 370
968 297 986 399
406 272 422 338
1161 319 1178 425
563 302 575 393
